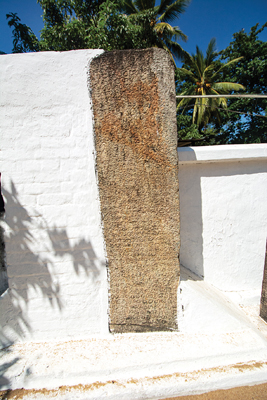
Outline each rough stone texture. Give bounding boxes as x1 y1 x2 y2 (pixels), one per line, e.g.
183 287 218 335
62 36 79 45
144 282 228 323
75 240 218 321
90 48 180 333
260 240 267 322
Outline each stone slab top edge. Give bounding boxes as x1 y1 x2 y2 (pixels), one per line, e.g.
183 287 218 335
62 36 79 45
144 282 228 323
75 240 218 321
178 143 267 164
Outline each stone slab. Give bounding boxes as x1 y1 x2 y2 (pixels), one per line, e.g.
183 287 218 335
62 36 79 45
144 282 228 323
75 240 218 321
90 49 180 333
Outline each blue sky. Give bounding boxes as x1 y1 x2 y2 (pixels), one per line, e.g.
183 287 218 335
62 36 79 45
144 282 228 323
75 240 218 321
1 0 267 65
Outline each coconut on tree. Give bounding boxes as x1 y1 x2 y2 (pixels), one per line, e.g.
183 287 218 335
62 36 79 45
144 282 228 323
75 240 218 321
177 38 245 135
121 0 190 63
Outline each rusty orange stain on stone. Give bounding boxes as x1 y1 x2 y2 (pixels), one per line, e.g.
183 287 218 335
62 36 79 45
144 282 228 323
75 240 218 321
94 75 170 167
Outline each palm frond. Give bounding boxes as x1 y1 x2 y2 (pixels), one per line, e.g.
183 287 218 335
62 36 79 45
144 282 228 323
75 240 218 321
121 0 188 61
190 56 203 80
134 0 156 11
219 97 228 109
171 25 187 41
156 38 176 63
197 97 209 126
177 87 196 111
207 90 224 124
210 88 227 109
163 37 187 61
202 63 215 82
158 0 190 23
194 46 205 76
211 57 243 80
180 49 192 64
192 101 198 124
156 0 173 14
209 97 218 111
121 0 139 14
205 38 217 65
155 22 187 41
176 67 197 82
180 39 245 131
212 82 245 93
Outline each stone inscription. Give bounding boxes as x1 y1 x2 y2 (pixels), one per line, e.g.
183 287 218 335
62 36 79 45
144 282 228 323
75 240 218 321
90 48 180 333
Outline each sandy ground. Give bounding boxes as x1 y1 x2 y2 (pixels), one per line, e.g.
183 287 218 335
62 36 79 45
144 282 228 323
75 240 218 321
2 266 267 399
163 382 267 400
1 382 267 400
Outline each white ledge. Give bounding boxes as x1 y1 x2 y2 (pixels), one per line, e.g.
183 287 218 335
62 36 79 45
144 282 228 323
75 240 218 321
178 143 267 164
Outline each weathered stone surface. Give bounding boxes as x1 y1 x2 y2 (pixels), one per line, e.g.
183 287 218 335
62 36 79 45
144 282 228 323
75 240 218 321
260 240 267 322
90 48 180 333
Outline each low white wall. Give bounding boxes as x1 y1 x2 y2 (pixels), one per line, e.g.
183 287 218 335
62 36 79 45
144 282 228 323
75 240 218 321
1 50 267 349
0 50 108 348
178 144 267 304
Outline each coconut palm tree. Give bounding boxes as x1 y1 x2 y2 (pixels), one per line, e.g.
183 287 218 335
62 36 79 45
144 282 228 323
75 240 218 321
121 0 190 63
177 38 245 133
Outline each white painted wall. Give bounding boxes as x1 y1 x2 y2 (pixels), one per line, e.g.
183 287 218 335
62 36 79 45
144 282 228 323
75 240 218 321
178 144 267 305
1 51 266 350
0 50 108 349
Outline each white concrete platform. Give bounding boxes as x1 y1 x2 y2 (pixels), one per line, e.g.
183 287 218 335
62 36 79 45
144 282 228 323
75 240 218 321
1 266 267 399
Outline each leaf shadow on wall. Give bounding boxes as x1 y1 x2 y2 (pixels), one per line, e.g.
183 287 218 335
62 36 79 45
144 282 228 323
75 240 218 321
0 181 104 389
46 229 101 279
0 349 19 388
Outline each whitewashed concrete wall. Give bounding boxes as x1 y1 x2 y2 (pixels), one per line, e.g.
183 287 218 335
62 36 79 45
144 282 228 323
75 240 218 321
0 50 108 349
178 144 267 305
1 50 267 350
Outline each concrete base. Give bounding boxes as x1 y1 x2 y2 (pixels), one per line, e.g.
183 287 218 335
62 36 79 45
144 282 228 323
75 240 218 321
1 266 267 399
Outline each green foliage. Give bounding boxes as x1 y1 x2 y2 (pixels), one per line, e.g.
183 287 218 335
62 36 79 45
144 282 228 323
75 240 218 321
218 23 267 144
120 0 190 63
6 12 40 52
98 5 160 51
6 0 160 53
176 39 245 144
176 115 199 140
176 109 219 146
